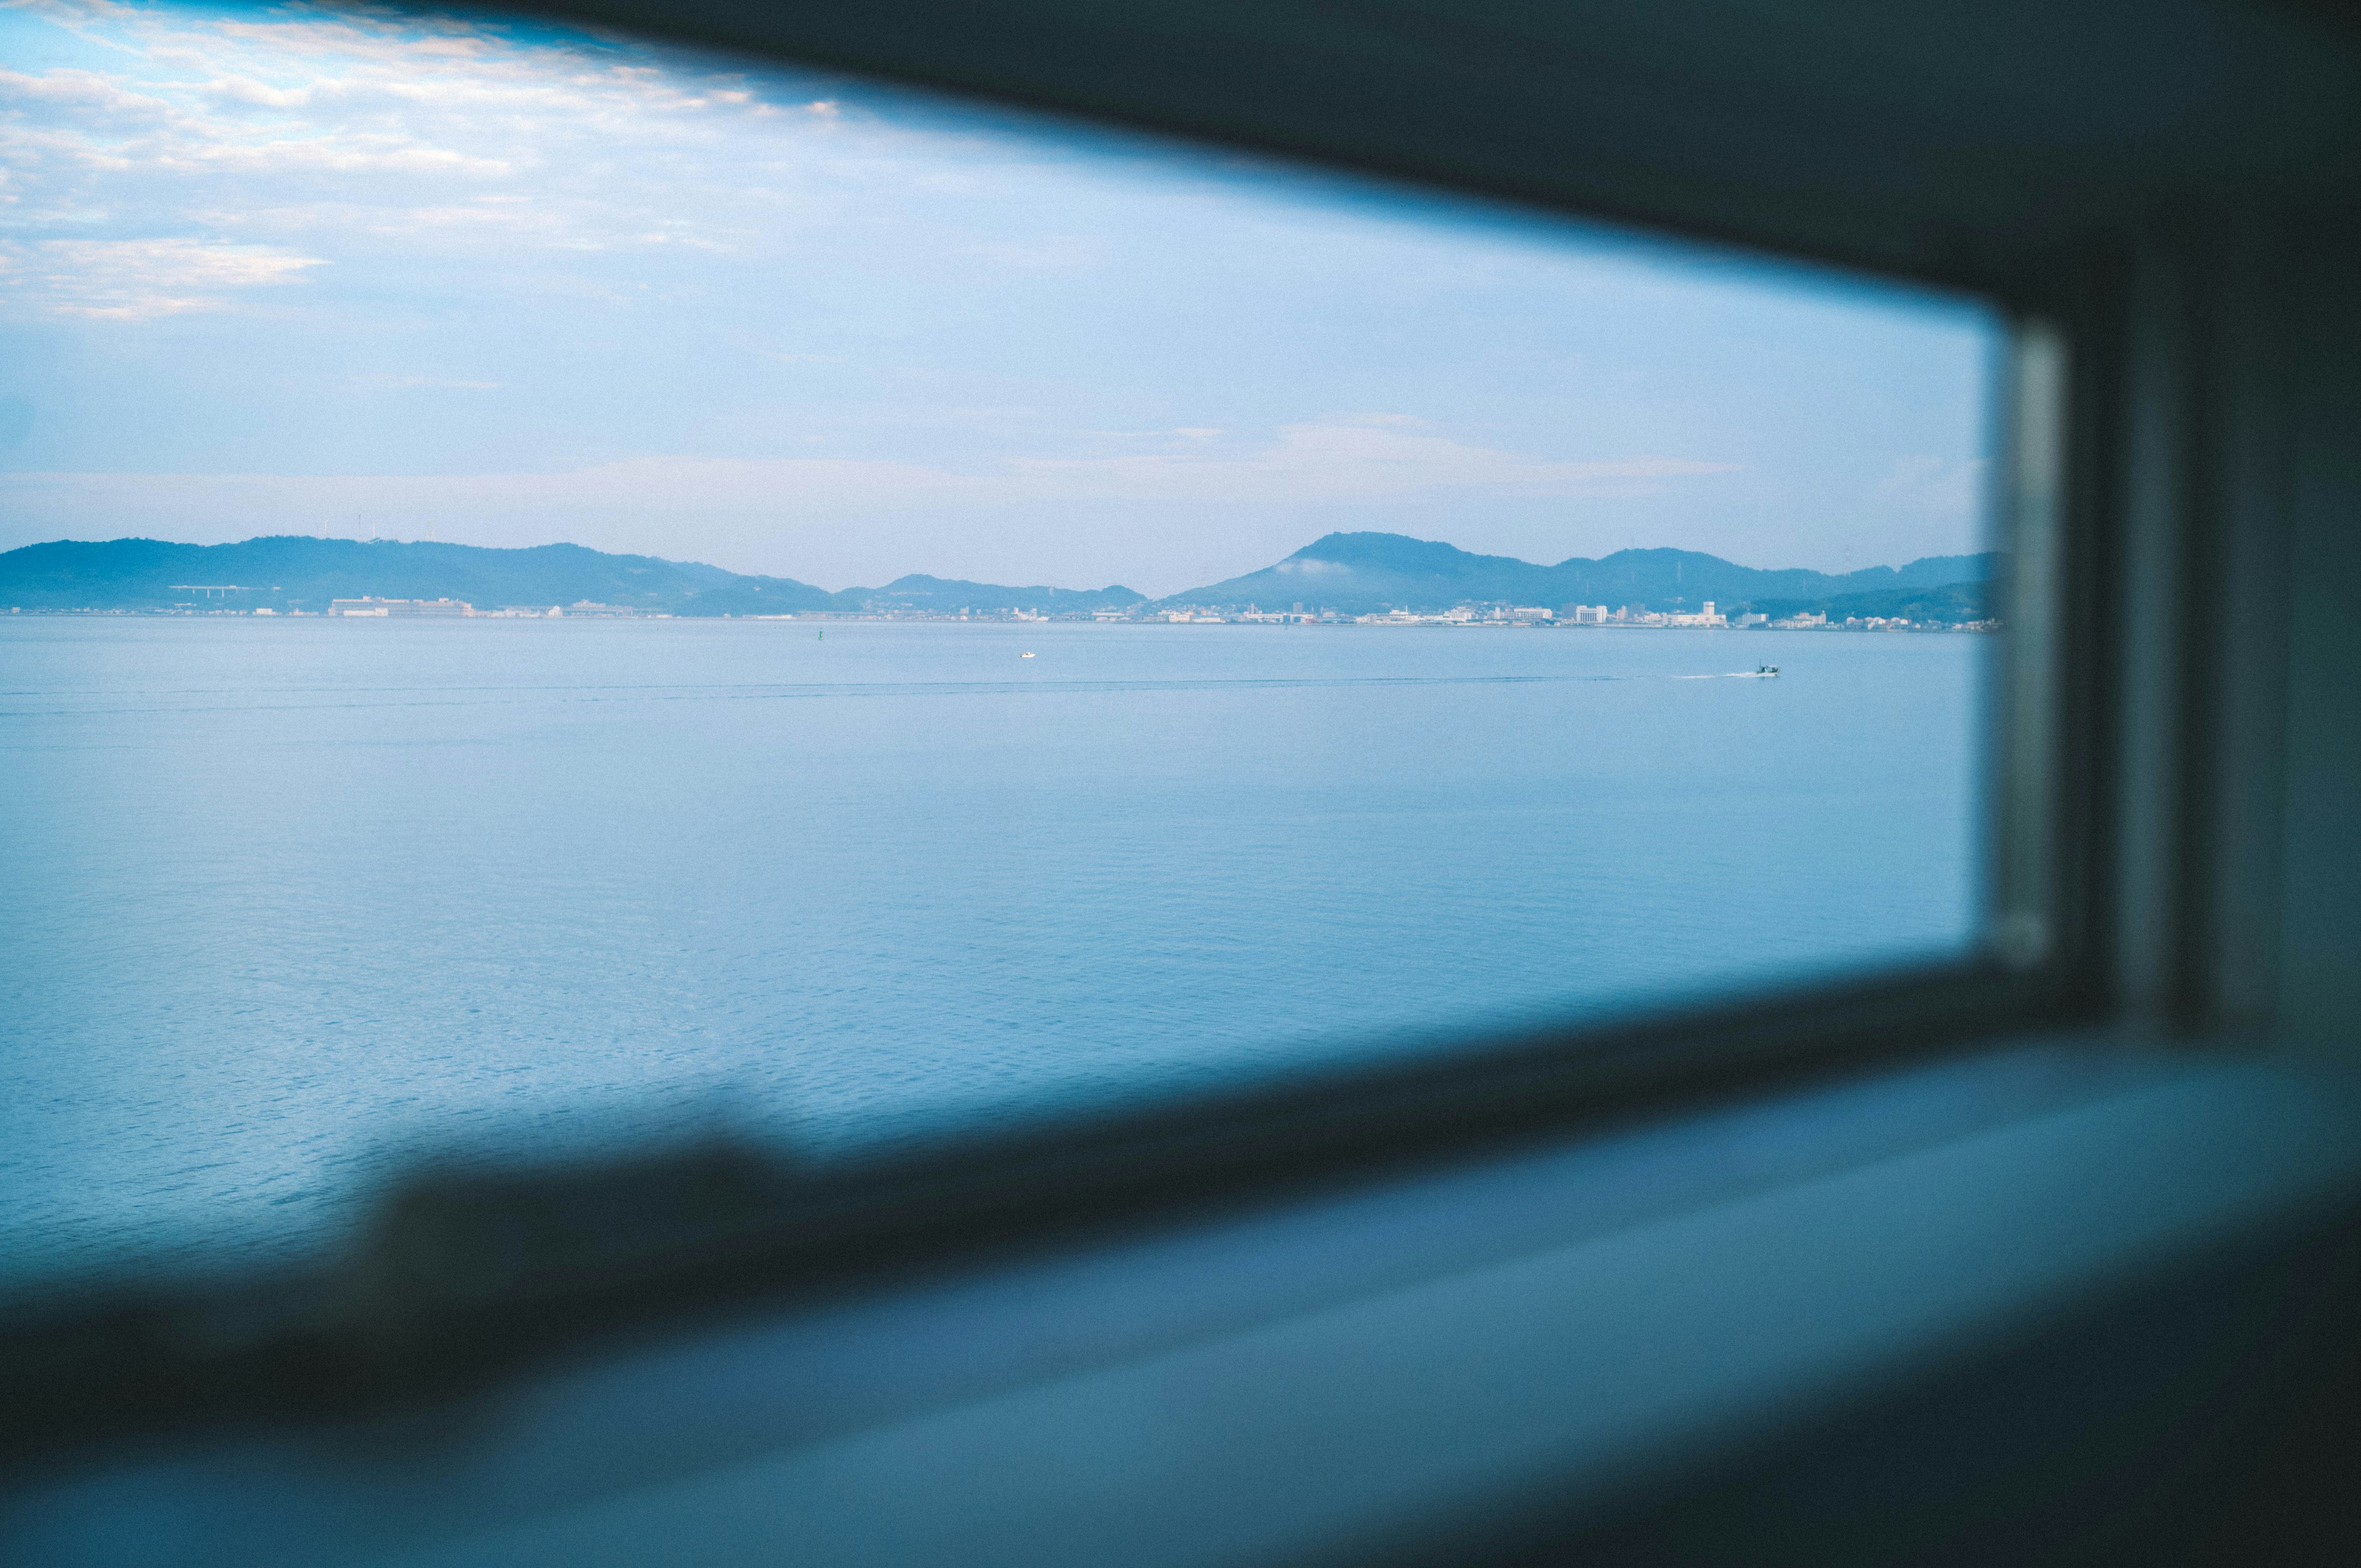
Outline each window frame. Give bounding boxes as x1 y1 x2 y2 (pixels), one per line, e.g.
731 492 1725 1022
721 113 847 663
0 0 2242 1470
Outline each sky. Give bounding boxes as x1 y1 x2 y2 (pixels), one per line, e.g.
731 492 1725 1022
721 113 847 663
0 1 1998 595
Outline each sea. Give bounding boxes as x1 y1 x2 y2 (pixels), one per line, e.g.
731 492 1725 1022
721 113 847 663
1 617 1985 1278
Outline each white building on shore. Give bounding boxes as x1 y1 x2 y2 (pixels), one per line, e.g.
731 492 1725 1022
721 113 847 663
1664 600 1728 628
328 596 472 617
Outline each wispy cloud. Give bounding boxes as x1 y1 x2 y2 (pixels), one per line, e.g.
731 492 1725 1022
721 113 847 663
1016 416 1740 500
354 374 499 390
0 0 921 301
0 415 1736 521
1875 454 1985 523
0 236 320 318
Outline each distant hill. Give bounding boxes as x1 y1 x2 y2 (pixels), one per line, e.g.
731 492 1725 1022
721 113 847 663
0 537 792 613
1747 582 1991 624
668 579 839 616
0 537 1140 616
1 531 1990 620
1158 532 1999 615
836 574 1146 616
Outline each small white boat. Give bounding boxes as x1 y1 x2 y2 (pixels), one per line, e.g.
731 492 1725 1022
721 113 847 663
1020 651 1035 659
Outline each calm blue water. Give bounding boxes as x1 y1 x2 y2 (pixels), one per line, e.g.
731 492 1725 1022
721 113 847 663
1 618 1985 1273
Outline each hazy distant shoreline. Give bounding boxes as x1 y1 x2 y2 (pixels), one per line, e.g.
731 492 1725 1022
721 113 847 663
0 530 2001 630
2 606 1993 633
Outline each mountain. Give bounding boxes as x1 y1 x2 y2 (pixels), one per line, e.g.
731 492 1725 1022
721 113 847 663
0 537 1138 616
1158 533 2001 615
1747 582 1991 624
829 575 1146 616
0 537 782 613
668 579 839 616
1 531 1989 620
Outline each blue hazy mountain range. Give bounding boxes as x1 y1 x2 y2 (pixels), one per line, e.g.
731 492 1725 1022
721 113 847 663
1161 532 1998 615
0 537 1145 616
0 532 1998 616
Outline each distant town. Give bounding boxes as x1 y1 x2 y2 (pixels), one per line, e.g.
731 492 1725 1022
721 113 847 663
144 593 1990 632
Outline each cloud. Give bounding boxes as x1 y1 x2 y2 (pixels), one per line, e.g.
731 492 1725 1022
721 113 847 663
953 235 1102 271
0 2 883 271
0 418 1733 525
0 419 1741 597
354 374 499 390
1875 454 1985 523
1014 416 1740 501
0 236 322 318
0 65 177 122
0 0 1129 277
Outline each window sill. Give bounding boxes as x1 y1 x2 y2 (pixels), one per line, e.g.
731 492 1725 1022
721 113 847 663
11 1033 2361 1567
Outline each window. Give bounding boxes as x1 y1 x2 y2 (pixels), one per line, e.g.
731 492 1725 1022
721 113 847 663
4 1 2008 1288
16 1 2361 1562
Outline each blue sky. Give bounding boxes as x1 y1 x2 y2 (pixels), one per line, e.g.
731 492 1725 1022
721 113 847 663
0 1 1996 593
